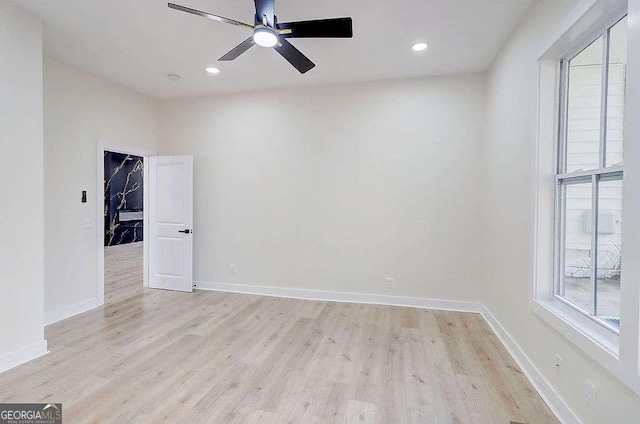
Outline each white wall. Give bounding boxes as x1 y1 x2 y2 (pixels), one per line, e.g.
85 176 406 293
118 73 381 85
483 0 640 422
0 1 47 365
43 57 157 314
157 75 487 302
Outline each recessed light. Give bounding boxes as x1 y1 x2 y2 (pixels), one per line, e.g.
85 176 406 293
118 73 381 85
412 42 428 52
167 73 181 82
206 67 221 75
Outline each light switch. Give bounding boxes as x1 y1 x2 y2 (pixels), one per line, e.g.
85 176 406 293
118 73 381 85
82 218 95 229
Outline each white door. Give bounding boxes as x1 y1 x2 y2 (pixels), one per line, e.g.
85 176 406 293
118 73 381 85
148 156 194 292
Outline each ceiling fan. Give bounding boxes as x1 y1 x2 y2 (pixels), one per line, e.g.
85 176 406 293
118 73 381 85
168 1 353 74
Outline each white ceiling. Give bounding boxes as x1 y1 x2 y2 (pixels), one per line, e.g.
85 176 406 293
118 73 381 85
15 0 537 99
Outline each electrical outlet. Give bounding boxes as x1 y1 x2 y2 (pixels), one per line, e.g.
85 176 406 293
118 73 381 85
555 354 563 374
586 379 597 409
386 277 395 289
230 264 237 274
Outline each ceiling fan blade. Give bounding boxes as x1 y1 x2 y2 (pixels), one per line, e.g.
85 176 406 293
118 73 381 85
277 18 353 38
168 3 254 30
274 40 316 74
219 37 255 61
254 0 275 27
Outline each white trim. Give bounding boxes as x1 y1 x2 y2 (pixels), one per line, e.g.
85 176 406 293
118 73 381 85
0 340 48 375
536 0 598 58
143 158 150 289
96 141 153 306
533 299 619 362
194 281 483 313
537 0 627 59
480 306 581 424
618 0 640 384
556 165 624 180
194 281 579 423
44 297 99 326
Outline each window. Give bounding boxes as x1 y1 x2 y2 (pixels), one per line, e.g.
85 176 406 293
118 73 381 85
555 17 627 332
534 0 640 396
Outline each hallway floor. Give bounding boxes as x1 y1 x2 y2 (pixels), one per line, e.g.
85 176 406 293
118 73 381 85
105 241 143 305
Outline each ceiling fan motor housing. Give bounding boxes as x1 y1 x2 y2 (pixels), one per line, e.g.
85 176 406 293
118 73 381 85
255 14 278 27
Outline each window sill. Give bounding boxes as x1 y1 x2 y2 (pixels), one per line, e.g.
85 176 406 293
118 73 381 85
531 297 620 372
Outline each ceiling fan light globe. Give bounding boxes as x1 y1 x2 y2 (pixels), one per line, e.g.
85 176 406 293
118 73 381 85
253 27 278 48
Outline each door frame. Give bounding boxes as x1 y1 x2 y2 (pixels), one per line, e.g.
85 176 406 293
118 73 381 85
96 140 154 306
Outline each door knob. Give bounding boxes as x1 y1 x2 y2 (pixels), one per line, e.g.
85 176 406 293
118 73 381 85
178 229 192 234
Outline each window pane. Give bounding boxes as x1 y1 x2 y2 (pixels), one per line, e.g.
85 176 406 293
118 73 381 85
561 180 593 312
566 36 604 173
596 176 623 328
606 17 627 167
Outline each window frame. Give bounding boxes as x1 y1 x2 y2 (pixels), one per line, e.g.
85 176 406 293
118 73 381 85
553 17 626 334
532 0 640 397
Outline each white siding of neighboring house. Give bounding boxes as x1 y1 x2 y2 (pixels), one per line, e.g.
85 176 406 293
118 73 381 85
565 61 625 279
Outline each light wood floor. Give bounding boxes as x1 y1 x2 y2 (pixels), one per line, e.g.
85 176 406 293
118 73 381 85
0 248 558 423
104 242 144 305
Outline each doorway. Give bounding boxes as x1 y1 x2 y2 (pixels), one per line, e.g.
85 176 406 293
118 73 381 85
103 150 145 305
96 142 151 307
96 142 194 306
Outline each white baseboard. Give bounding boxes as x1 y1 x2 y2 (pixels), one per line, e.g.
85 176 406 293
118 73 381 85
195 280 580 424
45 297 99 326
194 281 483 313
0 340 48 375
480 306 581 424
